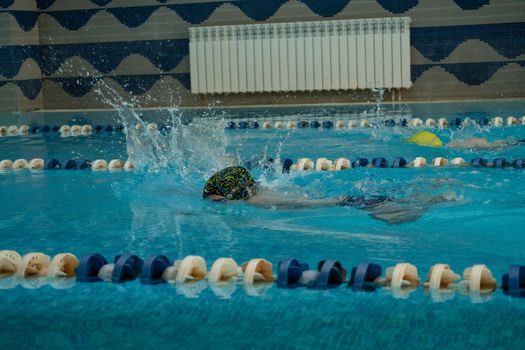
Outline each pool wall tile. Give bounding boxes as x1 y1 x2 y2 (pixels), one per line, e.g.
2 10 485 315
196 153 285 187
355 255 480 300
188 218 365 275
0 0 524 111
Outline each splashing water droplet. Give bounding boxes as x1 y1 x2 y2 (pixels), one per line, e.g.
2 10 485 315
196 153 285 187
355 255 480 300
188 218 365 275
94 82 231 185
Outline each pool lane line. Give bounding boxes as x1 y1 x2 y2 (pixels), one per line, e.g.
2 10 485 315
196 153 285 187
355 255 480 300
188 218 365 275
226 116 525 130
0 123 167 137
280 157 525 172
0 158 135 171
1 251 524 300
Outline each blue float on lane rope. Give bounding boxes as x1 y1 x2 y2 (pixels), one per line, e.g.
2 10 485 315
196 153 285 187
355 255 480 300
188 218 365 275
452 117 462 126
384 119 395 127
312 260 346 290
372 157 388 168
352 158 368 168
471 158 488 167
392 157 407 168
502 266 525 297
76 254 108 282
298 121 308 128
64 159 78 170
349 262 382 291
45 158 62 170
79 159 92 169
513 159 525 168
493 158 508 168
310 121 321 128
140 255 170 285
112 255 144 283
277 258 309 289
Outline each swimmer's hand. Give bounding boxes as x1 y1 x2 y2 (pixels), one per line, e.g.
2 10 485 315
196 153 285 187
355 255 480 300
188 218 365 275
205 194 227 202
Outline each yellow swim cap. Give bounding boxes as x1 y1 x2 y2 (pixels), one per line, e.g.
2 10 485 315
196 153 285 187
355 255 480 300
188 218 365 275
405 131 443 147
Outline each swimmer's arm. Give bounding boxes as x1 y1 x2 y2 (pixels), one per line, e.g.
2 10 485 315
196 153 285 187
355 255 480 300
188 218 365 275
446 138 489 149
246 194 340 209
446 138 516 150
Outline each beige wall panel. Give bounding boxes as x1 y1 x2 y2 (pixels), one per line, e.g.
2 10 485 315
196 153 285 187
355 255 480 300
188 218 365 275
442 40 510 63
6 26 40 46
0 84 17 112
0 14 12 46
3 0 38 10
411 48 434 65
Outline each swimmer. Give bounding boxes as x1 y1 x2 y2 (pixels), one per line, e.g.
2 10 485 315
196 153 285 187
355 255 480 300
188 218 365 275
203 166 459 224
406 131 524 150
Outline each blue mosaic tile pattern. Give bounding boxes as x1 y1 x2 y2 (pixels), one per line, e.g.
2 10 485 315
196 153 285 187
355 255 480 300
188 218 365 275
33 0 494 14
0 40 188 78
411 61 524 86
1 10 38 31
411 22 525 61
6 59 520 100
1 21 523 79
39 40 188 76
0 0 14 8
0 46 41 79
1 0 523 102
49 73 191 97
454 0 491 10
0 79 41 99
0 1 501 31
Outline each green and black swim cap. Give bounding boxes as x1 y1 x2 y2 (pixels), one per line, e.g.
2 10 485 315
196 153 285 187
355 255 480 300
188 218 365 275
203 166 258 200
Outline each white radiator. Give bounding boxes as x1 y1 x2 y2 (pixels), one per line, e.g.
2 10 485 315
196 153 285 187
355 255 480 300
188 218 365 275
189 17 411 94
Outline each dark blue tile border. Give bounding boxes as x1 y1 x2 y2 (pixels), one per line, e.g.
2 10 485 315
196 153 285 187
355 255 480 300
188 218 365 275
2 0 498 30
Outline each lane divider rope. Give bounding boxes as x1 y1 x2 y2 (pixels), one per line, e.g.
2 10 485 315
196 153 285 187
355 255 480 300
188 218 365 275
226 116 525 130
1 156 523 172
0 251 523 299
0 123 166 137
2 115 523 138
0 158 135 171
280 157 525 172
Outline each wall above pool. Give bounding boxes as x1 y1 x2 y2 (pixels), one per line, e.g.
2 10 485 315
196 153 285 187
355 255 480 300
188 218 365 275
1 0 524 112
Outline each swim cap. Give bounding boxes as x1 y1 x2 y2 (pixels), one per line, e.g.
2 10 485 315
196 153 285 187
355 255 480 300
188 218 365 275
405 131 443 147
203 166 258 200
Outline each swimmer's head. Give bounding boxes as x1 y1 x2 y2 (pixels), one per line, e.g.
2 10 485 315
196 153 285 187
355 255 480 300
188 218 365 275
203 166 258 200
405 131 444 147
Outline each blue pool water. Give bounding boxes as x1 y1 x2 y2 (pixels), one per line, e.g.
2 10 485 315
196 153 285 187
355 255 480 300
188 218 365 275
1 101 525 349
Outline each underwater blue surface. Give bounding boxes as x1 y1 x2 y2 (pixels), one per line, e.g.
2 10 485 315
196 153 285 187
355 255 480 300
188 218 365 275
1 101 525 349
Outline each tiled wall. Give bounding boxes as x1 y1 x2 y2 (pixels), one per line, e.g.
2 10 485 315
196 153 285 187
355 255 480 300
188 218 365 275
1 0 524 112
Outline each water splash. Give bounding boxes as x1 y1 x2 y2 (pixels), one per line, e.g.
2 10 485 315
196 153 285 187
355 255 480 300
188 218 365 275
94 82 230 182
371 87 385 118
